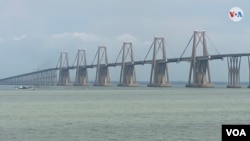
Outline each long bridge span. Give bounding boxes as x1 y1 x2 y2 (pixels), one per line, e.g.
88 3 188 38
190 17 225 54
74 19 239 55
0 31 250 88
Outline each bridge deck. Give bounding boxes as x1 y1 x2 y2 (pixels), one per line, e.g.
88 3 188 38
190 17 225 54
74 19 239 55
0 53 250 81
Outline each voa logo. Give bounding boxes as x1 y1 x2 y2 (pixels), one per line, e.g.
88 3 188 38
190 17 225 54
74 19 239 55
226 129 246 136
229 7 244 22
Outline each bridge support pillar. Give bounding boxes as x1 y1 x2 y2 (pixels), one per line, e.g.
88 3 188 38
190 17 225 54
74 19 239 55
44 70 57 86
186 60 213 87
75 68 88 86
248 57 250 88
93 46 112 86
186 30 213 88
118 42 138 87
74 50 89 86
148 37 171 87
227 56 241 88
94 65 111 86
57 52 71 86
118 64 138 87
48 70 57 86
58 69 71 86
148 60 171 87
33 70 57 86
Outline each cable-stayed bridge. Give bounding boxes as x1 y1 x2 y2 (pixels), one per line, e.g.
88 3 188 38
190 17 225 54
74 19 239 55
0 31 250 88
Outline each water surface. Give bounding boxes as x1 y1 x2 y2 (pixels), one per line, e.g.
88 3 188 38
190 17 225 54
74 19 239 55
0 86 249 141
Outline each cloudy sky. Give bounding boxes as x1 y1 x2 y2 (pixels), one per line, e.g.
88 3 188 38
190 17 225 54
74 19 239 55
0 0 249 82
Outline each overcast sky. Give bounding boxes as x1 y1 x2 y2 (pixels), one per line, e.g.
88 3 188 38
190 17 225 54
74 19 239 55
0 0 249 82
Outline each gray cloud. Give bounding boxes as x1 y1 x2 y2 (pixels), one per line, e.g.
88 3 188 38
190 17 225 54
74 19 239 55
14 34 27 41
50 32 100 42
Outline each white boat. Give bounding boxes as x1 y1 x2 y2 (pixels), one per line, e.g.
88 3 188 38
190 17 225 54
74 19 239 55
15 86 34 90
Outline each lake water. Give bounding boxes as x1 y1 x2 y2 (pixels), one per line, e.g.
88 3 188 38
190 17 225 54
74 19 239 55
0 85 250 141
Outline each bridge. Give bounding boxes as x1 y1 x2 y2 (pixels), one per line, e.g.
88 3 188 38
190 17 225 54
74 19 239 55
0 30 250 88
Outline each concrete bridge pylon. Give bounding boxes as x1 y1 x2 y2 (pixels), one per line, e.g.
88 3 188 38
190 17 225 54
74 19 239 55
227 56 241 88
147 37 171 87
57 52 71 86
117 42 138 87
93 46 112 86
74 49 89 86
186 30 213 88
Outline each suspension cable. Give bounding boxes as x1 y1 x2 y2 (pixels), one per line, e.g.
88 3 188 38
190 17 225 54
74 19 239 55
195 34 203 49
125 48 130 61
56 53 62 69
179 34 194 59
155 41 162 58
206 34 220 55
72 52 78 67
115 46 123 64
143 41 154 62
56 57 60 69
91 50 98 65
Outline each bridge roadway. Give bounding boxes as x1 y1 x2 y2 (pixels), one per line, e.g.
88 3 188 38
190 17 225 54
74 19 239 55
1 53 249 81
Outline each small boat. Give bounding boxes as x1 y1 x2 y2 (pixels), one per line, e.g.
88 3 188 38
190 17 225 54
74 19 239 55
15 86 33 89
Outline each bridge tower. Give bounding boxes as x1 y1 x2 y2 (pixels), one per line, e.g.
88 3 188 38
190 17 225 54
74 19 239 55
117 42 138 87
186 30 213 88
57 52 71 86
74 49 89 86
93 46 111 86
148 37 171 87
227 56 241 88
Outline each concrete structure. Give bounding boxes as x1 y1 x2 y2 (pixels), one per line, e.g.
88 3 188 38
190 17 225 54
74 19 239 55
0 69 57 86
32 70 57 86
74 49 89 86
117 42 138 87
186 31 213 88
147 37 171 87
93 46 112 86
1 32 250 88
227 56 241 88
57 52 71 86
